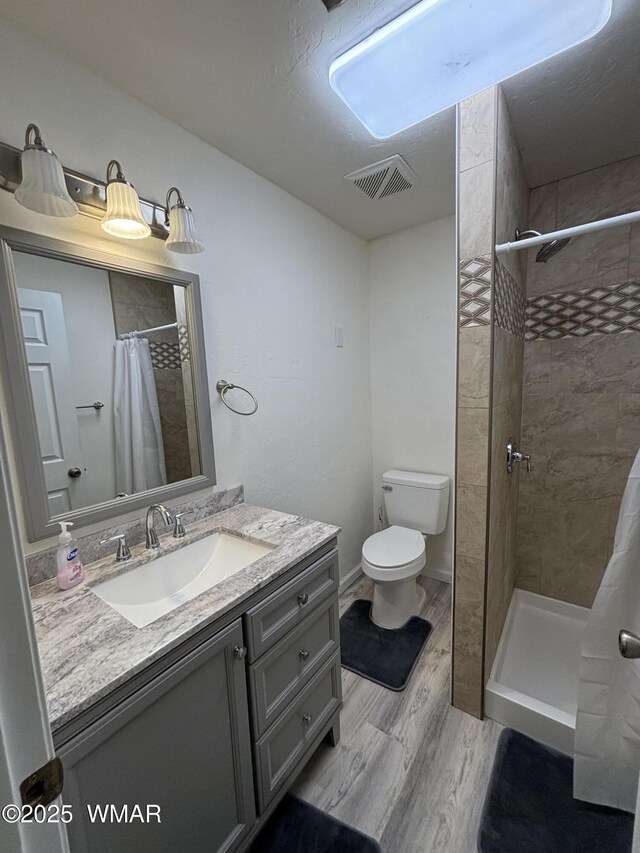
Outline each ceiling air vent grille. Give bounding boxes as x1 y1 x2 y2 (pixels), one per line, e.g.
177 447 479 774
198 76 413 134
344 155 419 201
353 167 389 199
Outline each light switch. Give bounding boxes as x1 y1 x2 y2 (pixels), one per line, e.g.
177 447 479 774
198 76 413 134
335 326 344 347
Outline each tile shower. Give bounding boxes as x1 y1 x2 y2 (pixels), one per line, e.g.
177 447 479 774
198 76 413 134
109 272 198 484
452 85 640 740
517 156 640 608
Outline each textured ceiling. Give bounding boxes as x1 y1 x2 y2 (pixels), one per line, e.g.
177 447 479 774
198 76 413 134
503 0 640 188
0 0 456 240
0 0 637 238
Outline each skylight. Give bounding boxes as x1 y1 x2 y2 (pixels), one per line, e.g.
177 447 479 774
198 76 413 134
329 0 613 139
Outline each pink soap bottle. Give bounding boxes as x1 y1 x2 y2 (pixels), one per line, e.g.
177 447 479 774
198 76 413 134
56 521 84 591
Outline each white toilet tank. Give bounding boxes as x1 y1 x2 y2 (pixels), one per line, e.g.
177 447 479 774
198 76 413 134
382 470 450 534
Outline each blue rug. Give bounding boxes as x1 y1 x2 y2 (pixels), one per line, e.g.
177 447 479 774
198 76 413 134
250 794 382 853
479 729 634 853
339 599 432 690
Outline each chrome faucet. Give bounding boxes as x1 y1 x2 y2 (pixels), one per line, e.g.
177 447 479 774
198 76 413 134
145 504 174 550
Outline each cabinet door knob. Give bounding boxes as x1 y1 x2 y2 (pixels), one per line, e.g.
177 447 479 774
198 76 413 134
298 592 309 606
234 645 247 660
299 649 310 660
302 714 312 725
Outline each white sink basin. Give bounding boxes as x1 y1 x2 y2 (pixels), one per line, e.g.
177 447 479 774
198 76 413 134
91 532 274 628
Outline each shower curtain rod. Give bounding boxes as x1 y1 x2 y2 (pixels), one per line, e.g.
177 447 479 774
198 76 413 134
120 322 178 337
495 209 640 255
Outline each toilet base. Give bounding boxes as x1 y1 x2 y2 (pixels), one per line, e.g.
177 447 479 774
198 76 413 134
370 577 426 630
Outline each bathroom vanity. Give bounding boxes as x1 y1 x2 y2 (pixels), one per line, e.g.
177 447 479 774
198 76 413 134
30 503 341 852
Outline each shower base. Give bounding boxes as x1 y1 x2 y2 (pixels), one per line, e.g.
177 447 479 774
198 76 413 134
485 589 589 756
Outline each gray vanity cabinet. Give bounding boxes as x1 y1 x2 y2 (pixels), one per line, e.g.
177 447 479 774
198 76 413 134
54 540 342 852
58 619 255 853
244 546 342 814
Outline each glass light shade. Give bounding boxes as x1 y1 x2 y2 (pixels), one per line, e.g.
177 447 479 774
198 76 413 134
15 147 78 217
329 0 613 139
166 204 204 254
101 181 151 239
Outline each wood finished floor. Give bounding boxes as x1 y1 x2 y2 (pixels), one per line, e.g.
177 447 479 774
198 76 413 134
292 575 502 853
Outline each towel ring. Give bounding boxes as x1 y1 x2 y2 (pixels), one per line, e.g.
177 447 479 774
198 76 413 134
216 379 258 416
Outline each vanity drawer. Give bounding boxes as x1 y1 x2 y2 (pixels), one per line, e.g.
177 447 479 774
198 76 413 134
248 596 339 738
244 548 338 662
253 650 342 812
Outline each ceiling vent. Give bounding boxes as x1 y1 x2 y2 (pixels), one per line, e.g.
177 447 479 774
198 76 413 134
344 155 419 200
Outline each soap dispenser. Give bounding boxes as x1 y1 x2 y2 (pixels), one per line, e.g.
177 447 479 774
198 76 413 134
56 521 84 590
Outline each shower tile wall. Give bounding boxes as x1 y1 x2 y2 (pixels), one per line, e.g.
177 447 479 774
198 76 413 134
173 287 201 478
454 86 496 718
516 155 640 607
484 91 528 680
109 273 193 484
454 86 529 718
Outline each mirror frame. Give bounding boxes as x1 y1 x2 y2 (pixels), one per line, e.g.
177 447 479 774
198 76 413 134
0 225 216 541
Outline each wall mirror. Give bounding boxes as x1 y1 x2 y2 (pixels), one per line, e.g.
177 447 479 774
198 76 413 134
0 226 215 541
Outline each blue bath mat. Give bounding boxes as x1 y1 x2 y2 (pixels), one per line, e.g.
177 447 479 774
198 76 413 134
339 599 432 690
479 729 633 853
249 794 382 853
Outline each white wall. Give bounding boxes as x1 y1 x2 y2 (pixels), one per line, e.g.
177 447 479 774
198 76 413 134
0 21 373 579
369 217 457 580
12 253 118 507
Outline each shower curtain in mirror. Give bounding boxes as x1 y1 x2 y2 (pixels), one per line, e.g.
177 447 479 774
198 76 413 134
114 336 167 495
574 449 640 812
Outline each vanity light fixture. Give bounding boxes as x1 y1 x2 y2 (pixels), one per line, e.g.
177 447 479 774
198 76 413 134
14 124 79 217
101 160 151 240
329 0 613 139
165 187 204 254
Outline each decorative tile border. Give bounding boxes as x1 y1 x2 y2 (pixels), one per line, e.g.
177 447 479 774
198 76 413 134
147 324 190 369
526 280 640 341
495 261 526 339
460 256 492 327
149 340 181 370
178 324 191 362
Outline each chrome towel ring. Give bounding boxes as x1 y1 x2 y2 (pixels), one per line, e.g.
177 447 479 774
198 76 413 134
216 379 258 416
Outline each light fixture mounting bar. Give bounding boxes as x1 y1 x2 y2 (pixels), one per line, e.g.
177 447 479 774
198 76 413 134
0 140 168 239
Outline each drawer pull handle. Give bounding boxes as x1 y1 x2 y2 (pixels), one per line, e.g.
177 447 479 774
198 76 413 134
234 645 247 660
298 592 309 606
299 649 310 660
303 714 313 725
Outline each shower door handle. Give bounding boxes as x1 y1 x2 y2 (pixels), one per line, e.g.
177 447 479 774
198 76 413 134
619 630 640 659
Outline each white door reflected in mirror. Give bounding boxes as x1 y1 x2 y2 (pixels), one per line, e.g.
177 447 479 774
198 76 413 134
18 288 89 515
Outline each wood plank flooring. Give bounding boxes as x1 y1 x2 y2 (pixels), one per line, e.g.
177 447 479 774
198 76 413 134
292 575 502 853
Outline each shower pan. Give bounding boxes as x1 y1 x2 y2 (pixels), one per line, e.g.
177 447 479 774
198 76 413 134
485 589 589 755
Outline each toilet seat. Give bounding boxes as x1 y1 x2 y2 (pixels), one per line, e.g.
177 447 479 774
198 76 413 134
362 525 426 582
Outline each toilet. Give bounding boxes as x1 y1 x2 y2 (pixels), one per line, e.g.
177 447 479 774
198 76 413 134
362 470 450 629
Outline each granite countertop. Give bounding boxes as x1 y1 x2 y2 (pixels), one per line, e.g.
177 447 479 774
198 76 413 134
30 503 340 733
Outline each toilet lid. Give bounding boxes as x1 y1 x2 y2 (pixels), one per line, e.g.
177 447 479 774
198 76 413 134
362 525 425 568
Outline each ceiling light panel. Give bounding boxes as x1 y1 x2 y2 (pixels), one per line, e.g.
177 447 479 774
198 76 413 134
329 0 612 139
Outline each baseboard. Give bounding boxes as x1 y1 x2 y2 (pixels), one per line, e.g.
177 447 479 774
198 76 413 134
339 562 363 593
422 566 452 585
